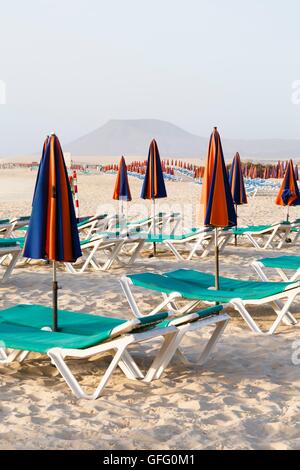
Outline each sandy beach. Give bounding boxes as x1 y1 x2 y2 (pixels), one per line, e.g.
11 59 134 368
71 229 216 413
0 169 300 450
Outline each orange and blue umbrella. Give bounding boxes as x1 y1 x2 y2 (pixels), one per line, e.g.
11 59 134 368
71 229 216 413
141 139 167 200
141 139 167 255
229 152 247 245
229 152 247 206
201 127 236 289
113 156 132 201
201 127 236 228
23 134 82 330
275 159 300 221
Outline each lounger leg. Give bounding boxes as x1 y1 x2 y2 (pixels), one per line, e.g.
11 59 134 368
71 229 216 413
195 318 229 365
252 263 297 325
268 292 298 334
101 242 124 271
247 234 262 250
252 262 270 281
1 251 21 283
231 300 265 334
143 330 180 383
163 241 185 261
118 350 144 379
145 315 230 381
48 345 129 400
263 228 280 250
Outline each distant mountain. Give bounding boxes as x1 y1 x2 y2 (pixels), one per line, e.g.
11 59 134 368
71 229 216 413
66 119 300 160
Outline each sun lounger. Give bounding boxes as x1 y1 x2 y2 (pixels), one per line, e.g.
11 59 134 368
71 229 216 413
253 256 300 282
0 219 14 238
230 222 291 250
0 239 22 282
0 304 229 398
120 269 300 335
140 227 232 260
109 212 182 236
64 233 146 273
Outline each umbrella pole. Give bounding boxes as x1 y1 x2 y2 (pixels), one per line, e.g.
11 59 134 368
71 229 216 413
215 228 220 291
286 206 290 223
152 199 157 256
235 204 238 246
52 261 58 332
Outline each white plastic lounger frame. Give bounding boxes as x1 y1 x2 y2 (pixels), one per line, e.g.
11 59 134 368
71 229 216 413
252 260 300 283
143 312 230 382
120 275 300 335
163 228 231 261
235 224 291 250
65 236 146 273
64 236 125 273
120 275 230 365
0 246 21 282
0 324 179 400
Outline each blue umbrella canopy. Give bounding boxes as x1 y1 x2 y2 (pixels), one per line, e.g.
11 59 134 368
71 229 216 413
24 134 81 262
113 156 132 201
229 152 247 206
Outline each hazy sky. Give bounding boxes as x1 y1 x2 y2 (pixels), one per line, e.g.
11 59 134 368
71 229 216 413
0 0 300 155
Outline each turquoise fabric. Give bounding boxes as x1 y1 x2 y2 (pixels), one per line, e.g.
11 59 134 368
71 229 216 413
258 256 300 270
0 305 169 354
0 237 24 248
232 222 290 236
127 269 297 303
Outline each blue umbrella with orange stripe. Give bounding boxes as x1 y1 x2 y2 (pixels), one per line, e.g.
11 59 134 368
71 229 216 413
23 134 82 331
141 139 167 255
229 152 247 245
201 127 236 289
275 159 300 222
113 156 132 219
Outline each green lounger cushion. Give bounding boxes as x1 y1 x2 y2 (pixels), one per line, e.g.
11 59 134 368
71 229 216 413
0 237 24 248
0 219 10 225
232 222 290 236
165 269 298 300
127 270 298 303
143 230 202 243
0 305 168 354
258 256 300 270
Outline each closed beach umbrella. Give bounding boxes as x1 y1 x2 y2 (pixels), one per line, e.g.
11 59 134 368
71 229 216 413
141 139 167 255
275 159 300 222
229 152 247 245
113 156 132 220
201 127 236 289
23 134 82 331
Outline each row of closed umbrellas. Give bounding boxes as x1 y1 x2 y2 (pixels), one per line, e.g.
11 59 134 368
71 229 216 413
23 128 300 331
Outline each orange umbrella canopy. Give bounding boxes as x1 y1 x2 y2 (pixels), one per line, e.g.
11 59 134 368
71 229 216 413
201 127 236 228
275 159 300 207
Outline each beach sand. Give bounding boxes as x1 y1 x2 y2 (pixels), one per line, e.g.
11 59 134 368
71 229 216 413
0 169 300 450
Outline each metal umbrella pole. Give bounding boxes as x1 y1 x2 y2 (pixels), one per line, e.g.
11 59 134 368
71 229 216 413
52 261 58 332
214 228 220 291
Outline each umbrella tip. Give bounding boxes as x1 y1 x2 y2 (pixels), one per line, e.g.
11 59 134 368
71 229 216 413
214 126 218 131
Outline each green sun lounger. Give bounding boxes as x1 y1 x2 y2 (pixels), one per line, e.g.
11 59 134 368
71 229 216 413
0 303 229 398
121 268 300 335
253 256 300 283
229 222 291 250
